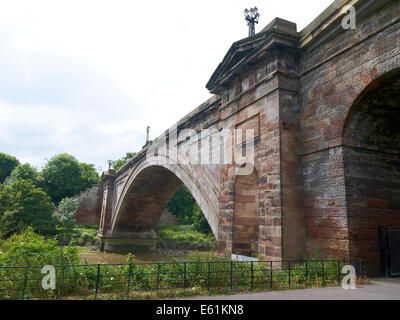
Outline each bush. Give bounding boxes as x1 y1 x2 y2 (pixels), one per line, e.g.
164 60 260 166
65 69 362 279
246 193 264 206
0 179 56 237
0 227 79 267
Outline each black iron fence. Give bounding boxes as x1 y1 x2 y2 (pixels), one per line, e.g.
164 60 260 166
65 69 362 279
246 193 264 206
0 258 365 300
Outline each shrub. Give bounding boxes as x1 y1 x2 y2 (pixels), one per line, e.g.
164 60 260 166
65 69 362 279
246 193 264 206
0 227 79 267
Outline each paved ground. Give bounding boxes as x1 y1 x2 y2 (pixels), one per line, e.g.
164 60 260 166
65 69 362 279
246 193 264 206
188 278 400 300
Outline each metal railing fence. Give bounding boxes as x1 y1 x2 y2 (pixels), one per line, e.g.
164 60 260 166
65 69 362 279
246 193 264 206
0 258 364 300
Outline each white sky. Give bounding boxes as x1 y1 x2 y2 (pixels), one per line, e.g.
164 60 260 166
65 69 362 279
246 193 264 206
0 0 333 172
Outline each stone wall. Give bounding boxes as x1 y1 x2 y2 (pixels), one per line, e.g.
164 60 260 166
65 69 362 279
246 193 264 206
74 184 103 225
298 0 400 264
157 208 179 226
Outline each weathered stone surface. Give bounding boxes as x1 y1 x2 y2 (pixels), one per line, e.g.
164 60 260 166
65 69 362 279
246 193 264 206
74 184 102 225
157 208 179 226
78 0 400 274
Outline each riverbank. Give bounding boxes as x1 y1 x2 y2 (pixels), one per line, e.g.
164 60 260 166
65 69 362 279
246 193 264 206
78 247 217 264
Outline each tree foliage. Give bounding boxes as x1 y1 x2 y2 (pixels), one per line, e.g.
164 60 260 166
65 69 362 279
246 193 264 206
0 153 19 183
79 162 100 190
167 186 212 234
112 152 136 171
167 186 196 224
192 202 212 234
0 179 56 237
53 197 77 232
41 153 99 204
4 163 41 186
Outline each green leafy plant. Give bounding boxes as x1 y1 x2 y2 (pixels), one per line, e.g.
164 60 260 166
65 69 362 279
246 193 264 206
0 179 56 237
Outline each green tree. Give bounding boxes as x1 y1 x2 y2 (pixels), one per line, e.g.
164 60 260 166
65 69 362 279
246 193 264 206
167 186 196 224
192 202 212 234
41 153 82 204
0 179 56 237
112 152 136 171
53 197 77 232
167 186 212 234
0 153 19 183
79 162 100 190
4 163 41 186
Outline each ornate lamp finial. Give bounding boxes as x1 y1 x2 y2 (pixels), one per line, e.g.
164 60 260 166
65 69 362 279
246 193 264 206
244 7 260 37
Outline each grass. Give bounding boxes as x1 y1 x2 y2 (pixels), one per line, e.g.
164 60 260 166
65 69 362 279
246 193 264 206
158 225 216 250
57 225 99 246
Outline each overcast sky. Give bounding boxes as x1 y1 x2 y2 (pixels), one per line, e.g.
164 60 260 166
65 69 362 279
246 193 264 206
0 0 333 172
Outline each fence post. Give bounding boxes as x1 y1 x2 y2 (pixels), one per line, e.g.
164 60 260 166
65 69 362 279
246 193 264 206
288 261 291 287
21 266 29 300
95 263 101 300
230 261 233 291
322 260 325 287
337 260 341 285
156 263 160 292
126 262 133 299
305 261 308 287
59 265 66 300
183 262 187 292
207 262 211 292
270 261 273 288
250 261 254 291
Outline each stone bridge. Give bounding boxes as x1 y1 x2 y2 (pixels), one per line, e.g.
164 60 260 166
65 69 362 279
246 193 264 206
78 0 400 274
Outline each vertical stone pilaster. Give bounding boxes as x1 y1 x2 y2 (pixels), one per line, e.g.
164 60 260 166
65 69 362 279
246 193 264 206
278 73 306 260
98 170 116 238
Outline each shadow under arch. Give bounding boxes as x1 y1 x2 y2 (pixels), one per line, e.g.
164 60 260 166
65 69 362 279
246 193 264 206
110 156 219 241
342 67 400 274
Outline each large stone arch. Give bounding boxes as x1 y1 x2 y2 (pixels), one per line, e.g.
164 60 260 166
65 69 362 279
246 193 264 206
342 68 400 274
110 156 219 240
